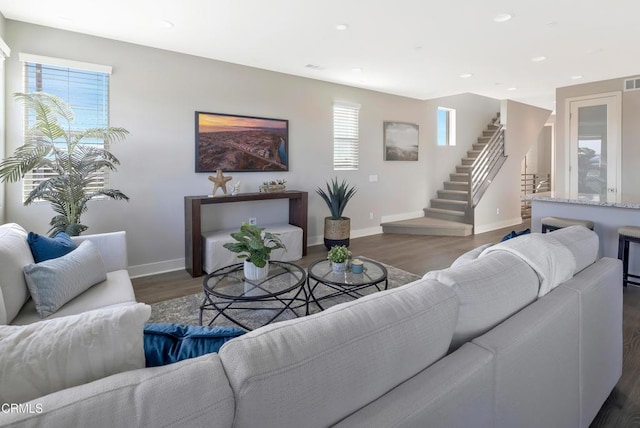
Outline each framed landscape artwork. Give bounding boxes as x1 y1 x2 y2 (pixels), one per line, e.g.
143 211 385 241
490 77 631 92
383 121 419 161
195 111 289 172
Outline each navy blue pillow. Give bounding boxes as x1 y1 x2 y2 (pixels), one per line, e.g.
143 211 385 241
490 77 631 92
143 323 246 367
27 232 77 263
500 228 531 242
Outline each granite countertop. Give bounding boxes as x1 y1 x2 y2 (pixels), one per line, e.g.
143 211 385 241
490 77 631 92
523 191 640 209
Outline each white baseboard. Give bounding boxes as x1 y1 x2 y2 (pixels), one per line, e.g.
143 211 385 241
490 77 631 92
129 258 185 279
474 216 523 234
380 210 424 224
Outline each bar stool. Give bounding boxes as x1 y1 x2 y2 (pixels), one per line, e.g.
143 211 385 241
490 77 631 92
541 217 595 233
617 226 640 287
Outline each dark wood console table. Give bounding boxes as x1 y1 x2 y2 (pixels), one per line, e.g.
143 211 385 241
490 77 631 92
185 191 308 277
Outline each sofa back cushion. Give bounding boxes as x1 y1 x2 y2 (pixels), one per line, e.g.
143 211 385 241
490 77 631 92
548 225 599 273
0 223 34 324
425 251 539 350
219 278 458 428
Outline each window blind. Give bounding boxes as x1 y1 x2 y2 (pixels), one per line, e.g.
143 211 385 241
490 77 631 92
333 103 360 170
21 58 110 202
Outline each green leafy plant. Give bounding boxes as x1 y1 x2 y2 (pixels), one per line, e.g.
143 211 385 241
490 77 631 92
315 177 357 220
327 245 351 263
0 92 130 236
223 222 286 268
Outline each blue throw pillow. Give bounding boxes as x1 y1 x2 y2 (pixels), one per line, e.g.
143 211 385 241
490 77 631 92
143 323 246 367
27 232 77 263
500 228 531 242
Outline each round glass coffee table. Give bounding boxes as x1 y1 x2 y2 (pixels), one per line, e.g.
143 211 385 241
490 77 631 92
201 261 307 330
306 258 388 311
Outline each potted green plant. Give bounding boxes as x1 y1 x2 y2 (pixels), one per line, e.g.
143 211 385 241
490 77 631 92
0 92 129 236
327 245 351 273
316 177 357 249
223 222 286 281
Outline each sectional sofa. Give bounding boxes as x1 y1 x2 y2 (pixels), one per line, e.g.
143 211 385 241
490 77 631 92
0 224 622 428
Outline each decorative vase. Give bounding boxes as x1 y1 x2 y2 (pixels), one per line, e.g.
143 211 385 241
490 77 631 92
324 217 350 250
244 260 269 281
331 261 348 273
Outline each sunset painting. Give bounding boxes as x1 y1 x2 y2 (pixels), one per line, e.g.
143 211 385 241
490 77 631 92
195 111 289 172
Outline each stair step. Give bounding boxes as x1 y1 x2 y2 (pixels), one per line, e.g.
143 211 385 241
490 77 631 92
472 143 487 151
477 136 491 143
467 150 481 157
449 173 468 182
431 198 467 210
487 124 499 130
381 217 472 237
437 189 468 201
424 207 466 222
444 181 468 191
482 130 496 137
456 165 471 173
461 158 475 166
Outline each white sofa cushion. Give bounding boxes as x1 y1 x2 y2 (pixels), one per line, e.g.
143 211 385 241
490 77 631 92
23 240 108 318
426 251 539 350
0 223 34 324
548 225 599 273
0 303 150 404
219 278 459 428
11 270 136 325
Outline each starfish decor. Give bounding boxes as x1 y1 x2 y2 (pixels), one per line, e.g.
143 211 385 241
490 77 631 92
208 169 233 196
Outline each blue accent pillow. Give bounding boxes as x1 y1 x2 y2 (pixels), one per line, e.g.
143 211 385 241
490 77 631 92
143 323 246 367
27 232 77 263
500 228 531 242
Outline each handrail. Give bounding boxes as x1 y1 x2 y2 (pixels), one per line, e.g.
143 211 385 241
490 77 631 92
466 123 507 217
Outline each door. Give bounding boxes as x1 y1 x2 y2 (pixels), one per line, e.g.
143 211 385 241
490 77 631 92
569 93 621 197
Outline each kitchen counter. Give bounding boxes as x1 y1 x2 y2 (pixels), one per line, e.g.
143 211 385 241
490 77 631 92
524 191 640 209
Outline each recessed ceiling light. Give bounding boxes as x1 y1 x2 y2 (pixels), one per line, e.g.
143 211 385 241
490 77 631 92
459 73 473 79
571 75 584 80
57 15 74 23
305 64 324 70
159 20 174 29
351 67 363 73
493 13 513 23
531 55 547 62
507 87 517 91
545 20 558 27
335 24 349 31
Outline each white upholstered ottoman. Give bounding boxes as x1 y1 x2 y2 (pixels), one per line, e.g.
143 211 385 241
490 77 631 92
202 224 303 274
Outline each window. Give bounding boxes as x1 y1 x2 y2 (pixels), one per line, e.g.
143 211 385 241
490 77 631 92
20 54 112 202
437 107 456 146
333 102 360 170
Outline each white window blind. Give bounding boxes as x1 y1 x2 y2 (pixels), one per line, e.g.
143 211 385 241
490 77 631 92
21 56 111 202
333 102 360 170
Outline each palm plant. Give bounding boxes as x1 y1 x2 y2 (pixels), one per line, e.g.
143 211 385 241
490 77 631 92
0 92 130 236
316 177 358 220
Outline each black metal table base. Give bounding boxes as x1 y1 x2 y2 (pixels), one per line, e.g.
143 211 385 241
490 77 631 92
307 278 389 311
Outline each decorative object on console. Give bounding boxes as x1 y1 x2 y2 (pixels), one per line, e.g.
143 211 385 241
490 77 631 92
383 121 419 161
0 92 130 236
259 179 286 193
195 111 288 172
327 245 351 273
316 177 357 249
208 169 233 196
223 222 286 281
230 181 241 196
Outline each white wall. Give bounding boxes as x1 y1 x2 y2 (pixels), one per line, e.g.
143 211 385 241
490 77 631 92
4 20 440 276
475 100 551 233
0 12 6 224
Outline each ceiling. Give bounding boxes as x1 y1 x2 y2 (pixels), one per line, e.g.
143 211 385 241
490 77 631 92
1 0 639 111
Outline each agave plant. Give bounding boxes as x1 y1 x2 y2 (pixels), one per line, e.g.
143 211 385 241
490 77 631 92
0 92 130 236
316 177 358 220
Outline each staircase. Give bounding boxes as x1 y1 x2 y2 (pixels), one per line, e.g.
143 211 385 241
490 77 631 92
382 114 505 237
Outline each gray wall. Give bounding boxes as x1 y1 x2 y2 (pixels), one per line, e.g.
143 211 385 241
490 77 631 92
556 77 640 197
2 20 505 276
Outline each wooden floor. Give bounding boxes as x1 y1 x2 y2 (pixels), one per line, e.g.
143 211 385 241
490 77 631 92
132 221 639 427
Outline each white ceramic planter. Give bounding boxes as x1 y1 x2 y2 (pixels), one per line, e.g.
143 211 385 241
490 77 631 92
244 260 269 281
331 261 347 273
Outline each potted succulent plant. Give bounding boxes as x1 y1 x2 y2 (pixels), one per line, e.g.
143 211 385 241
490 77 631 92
327 245 351 273
316 178 357 249
223 222 286 281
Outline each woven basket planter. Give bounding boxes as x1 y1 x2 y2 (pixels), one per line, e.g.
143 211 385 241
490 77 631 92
324 217 350 250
